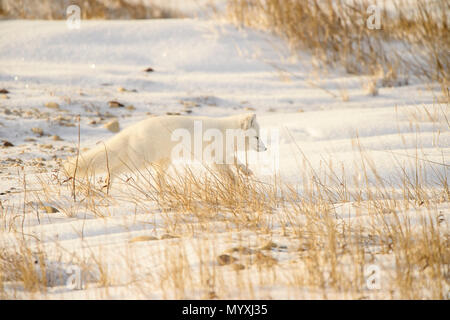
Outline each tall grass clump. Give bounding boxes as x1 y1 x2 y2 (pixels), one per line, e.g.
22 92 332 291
226 0 449 98
0 0 183 19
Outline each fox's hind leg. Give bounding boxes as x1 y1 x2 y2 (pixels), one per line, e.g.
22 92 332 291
154 158 171 195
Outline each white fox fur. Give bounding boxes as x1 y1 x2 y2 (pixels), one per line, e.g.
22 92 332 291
63 113 266 179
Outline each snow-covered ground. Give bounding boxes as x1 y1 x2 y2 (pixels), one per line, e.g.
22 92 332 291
0 18 448 299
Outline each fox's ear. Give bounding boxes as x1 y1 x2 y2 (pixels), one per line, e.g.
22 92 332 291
240 113 256 130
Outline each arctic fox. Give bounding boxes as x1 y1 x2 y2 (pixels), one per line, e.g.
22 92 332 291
63 113 266 179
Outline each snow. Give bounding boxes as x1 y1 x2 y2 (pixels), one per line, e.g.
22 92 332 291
0 18 448 299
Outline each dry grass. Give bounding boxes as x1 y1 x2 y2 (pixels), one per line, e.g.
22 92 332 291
0 104 448 299
0 242 47 294
226 0 449 99
0 0 183 20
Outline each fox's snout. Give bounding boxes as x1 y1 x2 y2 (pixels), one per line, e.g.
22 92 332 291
257 138 267 152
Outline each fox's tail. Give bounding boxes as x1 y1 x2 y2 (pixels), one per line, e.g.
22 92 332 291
62 143 112 178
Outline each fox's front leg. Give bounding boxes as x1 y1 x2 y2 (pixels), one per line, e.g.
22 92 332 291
213 163 237 181
223 151 253 176
235 162 253 176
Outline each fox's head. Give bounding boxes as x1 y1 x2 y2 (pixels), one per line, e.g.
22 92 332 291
240 113 267 152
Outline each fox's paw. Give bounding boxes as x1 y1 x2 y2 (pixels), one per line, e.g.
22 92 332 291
237 164 253 176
